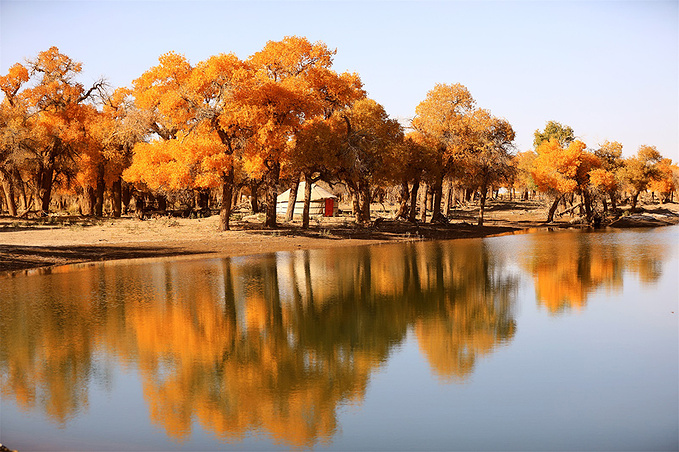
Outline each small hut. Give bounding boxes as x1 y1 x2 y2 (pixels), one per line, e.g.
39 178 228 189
276 182 338 218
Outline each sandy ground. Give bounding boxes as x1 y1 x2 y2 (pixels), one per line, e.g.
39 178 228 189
2 199 678 277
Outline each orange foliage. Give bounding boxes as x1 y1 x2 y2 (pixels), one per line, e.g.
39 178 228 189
0 47 107 213
589 167 618 193
512 150 538 192
531 139 600 195
649 158 678 199
124 127 230 191
0 63 29 100
521 231 668 314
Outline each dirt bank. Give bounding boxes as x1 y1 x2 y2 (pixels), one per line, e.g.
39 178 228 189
2 200 677 276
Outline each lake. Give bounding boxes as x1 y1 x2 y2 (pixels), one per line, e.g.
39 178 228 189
1 226 677 451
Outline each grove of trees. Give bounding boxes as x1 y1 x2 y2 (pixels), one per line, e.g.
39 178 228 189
1 41 677 227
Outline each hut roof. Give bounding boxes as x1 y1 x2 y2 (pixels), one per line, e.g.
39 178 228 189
277 182 337 203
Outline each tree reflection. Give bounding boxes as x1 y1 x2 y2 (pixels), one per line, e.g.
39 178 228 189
412 241 517 382
521 231 669 314
2 230 668 446
0 267 118 424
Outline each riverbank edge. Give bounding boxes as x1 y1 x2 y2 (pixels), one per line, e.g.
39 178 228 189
3 209 678 278
0 222 526 278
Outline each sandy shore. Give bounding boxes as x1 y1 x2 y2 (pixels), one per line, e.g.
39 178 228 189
2 200 677 277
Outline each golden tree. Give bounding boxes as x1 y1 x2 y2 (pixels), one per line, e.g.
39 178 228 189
392 132 437 222
95 87 149 216
336 98 404 223
531 139 601 222
590 140 624 211
0 47 104 214
533 120 574 147
621 145 663 210
0 65 30 215
648 158 678 203
511 150 538 200
453 109 515 225
287 117 343 228
124 52 251 230
245 36 343 228
285 71 364 227
411 83 476 222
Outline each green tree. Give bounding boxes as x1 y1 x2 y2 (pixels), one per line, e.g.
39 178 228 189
533 120 575 148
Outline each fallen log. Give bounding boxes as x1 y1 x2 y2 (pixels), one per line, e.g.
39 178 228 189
556 203 583 217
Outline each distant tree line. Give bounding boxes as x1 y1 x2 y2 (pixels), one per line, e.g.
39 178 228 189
1 39 677 228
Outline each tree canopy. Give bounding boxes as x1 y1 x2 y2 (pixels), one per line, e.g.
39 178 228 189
1 43 676 226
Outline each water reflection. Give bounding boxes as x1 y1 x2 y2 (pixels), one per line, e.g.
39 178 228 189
1 240 517 446
518 230 670 314
0 230 673 448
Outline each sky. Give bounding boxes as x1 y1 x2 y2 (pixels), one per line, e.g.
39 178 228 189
1 0 677 160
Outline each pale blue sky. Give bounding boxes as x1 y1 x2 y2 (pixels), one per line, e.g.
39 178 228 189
1 0 677 160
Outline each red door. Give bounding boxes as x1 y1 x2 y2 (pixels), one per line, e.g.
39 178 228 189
324 198 334 217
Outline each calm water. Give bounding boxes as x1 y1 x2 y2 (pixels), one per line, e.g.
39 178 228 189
1 226 677 451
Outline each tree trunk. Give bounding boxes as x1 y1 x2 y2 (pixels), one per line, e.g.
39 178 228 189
420 183 429 223
352 190 360 222
0 170 17 216
12 168 28 212
582 189 593 223
264 160 280 228
478 186 488 226
430 172 445 222
94 163 105 217
122 182 131 214
302 173 313 229
360 182 371 223
112 177 122 218
219 169 234 231
547 194 563 222
0 185 5 214
631 191 640 212
395 179 410 220
232 186 240 212
443 179 452 218
134 192 145 219
38 164 55 214
156 194 167 212
250 180 261 213
609 192 617 210
352 181 371 224
195 190 209 213
408 178 420 223
81 186 95 216
286 174 301 222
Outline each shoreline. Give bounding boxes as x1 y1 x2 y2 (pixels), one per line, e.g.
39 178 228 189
0 220 526 277
2 201 678 277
